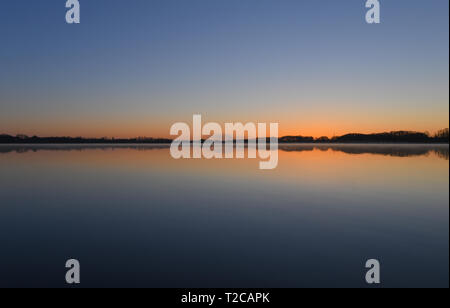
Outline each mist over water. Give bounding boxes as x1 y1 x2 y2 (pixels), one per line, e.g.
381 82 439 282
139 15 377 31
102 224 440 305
0 144 448 287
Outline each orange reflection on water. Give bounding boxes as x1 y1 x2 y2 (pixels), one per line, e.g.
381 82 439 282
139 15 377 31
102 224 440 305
1 145 448 188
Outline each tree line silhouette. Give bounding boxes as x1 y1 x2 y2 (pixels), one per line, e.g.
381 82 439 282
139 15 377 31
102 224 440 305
279 129 449 143
0 129 448 144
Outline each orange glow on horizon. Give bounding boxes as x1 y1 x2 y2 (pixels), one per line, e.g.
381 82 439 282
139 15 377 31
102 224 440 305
2 110 448 139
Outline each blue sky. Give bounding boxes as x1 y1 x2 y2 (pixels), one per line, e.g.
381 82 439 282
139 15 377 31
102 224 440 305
0 0 448 137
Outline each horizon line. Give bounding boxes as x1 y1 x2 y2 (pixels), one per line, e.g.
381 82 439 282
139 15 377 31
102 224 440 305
1 128 449 143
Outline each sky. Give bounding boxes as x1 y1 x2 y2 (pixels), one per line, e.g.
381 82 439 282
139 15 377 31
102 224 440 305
0 0 448 138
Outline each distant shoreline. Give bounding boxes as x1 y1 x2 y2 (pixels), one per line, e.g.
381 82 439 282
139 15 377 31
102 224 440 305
1 129 448 145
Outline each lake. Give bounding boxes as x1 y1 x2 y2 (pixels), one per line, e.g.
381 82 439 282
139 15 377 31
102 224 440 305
0 144 448 287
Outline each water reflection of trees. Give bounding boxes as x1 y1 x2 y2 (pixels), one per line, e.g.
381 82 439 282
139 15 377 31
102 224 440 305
1 144 449 161
279 144 449 160
0 145 170 154
434 148 450 160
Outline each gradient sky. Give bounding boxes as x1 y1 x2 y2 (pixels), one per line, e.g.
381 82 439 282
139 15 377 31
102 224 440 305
0 0 448 138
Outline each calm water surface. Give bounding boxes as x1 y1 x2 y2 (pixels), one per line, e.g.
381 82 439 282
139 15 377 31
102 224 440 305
0 144 448 287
